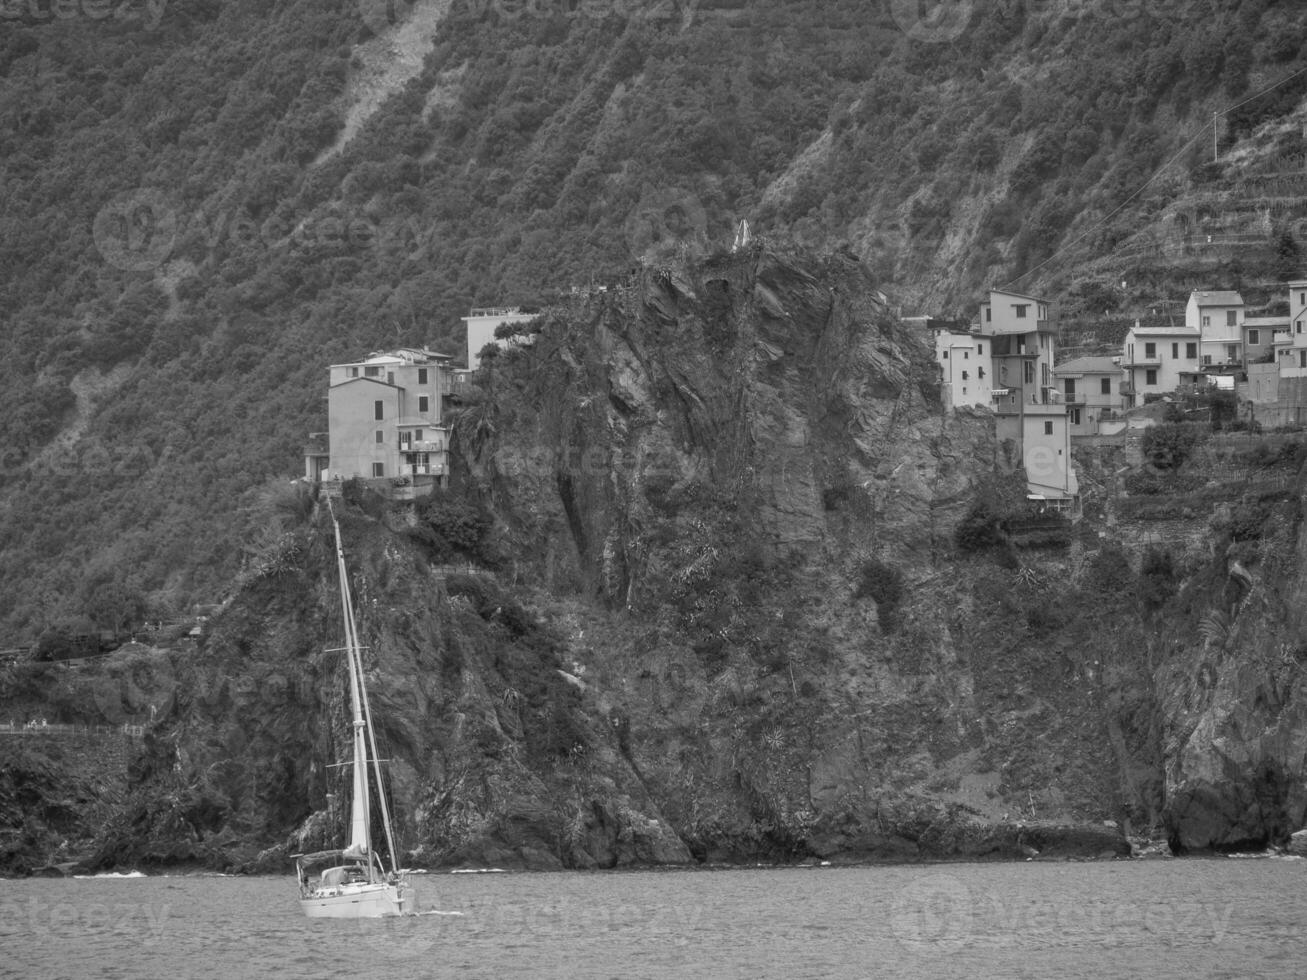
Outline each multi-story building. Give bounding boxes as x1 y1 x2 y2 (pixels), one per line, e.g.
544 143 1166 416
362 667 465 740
1279 279 1307 378
305 346 455 490
1053 356 1124 436
1185 289 1245 374
978 289 1078 507
1243 314 1288 365
915 317 991 409
1120 323 1201 406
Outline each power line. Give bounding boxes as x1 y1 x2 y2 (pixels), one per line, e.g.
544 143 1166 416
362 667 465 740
1002 62 1307 292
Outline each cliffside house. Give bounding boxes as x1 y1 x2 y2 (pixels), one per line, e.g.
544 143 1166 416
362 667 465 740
1243 313 1288 365
1120 322 1200 407
1185 289 1245 377
977 289 1078 508
462 307 539 370
1277 279 1307 380
304 346 455 493
1053 356 1124 436
914 316 991 409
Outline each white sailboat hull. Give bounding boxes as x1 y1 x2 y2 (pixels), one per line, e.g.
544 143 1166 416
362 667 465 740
300 880 412 918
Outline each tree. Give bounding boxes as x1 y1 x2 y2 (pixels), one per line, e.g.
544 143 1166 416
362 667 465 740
1274 229 1302 282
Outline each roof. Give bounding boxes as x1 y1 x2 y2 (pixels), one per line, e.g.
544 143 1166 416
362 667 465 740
329 375 399 391
1126 325 1199 337
1054 356 1120 375
1243 316 1289 328
1190 290 1244 307
986 287 1046 304
331 347 452 369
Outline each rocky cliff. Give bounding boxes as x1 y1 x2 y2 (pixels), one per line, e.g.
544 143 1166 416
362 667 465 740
12 246 1307 875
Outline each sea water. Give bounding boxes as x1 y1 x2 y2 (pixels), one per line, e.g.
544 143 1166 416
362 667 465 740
2 858 1304 979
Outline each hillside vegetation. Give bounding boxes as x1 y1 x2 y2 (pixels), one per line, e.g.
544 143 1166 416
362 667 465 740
0 0 1304 633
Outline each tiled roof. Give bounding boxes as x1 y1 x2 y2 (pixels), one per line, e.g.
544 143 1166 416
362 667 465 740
1127 325 1199 336
1190 290 1244 307
1054 356 1120 375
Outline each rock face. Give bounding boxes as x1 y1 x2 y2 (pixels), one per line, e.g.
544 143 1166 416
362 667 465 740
1156 477 1307 852
450 245 1139 863
17 246 1307 873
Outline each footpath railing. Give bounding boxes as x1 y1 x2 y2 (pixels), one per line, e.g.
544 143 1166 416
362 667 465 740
0 721 146 738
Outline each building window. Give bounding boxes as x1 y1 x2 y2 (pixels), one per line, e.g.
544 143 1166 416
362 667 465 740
372 462 384 477
1014 305 1028 318
1300 292 1305 306
349 367 359 378
1024 362 1034 384
375 430 383 444
978 344 984 355
419 396 430 414
418 368 428 385
1301 351 1306 369
1227 310 1236 327
387 372 395 385
963 351 968 359
1171 343 1178 358
1145 369 1158 385
1070 409 1081 426
1202 315 1211 327
365 366 381 377
978 366 985 379
414 429 422 442
1043 421 1053 435
1039 305 1047 320
942 350 948 358
961 370 969 380
1144 342 1156 358
985 308 991 322
1101 377 1111 395
374 400 384 420
1186 343 1197 357
1248 329 1260 345
1064 378 1076 396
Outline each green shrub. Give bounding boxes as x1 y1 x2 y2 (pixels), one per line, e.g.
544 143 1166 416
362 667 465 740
854 558 904 632
1141 423 1204 469
955 502 1006 551
415 490 493 562
1139 548 1177 610
1085 543 1136 595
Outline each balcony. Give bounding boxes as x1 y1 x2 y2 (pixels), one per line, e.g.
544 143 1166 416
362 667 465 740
409 440 443 452
1121 354 1161 368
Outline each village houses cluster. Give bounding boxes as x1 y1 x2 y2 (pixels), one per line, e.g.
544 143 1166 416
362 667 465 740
304 279 1307 517
916 279 1307 513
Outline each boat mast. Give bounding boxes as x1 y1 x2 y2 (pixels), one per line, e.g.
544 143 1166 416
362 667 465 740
327 499 400 878
331 508 373 876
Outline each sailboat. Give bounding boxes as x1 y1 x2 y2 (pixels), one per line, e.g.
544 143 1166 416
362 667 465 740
294 502 413 918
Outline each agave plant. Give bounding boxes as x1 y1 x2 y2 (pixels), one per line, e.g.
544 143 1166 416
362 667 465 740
1198 609 1233 650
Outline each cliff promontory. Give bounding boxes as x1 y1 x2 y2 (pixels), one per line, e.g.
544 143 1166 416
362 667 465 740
10 246 1307 874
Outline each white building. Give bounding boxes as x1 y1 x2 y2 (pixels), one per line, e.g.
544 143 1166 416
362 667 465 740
916 318 991 409
977 289 1078 506
305 347 454 490
1053 356 1124 436
1279 279 1307 378
1185 289 1245 373
1121 323 1200 406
